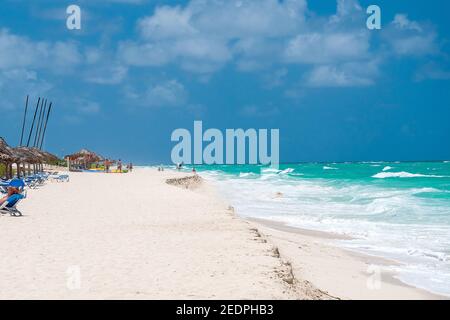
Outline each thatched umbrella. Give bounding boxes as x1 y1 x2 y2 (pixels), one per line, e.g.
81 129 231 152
0 137 16 179
30 148 48 173
13 146 40 176
30 148 46 160
65 149 103 170
13 147 38 163
33 149 60 171
40 150 59 164
0 137 14 163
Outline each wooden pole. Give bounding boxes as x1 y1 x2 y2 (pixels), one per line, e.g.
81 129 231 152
34 99 46 148
39 102 52 150
26 97 41 147
19 95 29 146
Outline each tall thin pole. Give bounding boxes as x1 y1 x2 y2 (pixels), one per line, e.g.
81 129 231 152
19 95 29 146
36 99 48 149
26 97 41 147
34 99 46 148
39 102 52 150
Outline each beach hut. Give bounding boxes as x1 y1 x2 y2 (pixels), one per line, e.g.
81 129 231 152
65 149 103 171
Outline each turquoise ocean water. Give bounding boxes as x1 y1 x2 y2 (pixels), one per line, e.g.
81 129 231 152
186 161 450 296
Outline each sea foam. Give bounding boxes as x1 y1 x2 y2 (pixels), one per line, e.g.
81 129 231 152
372 171 445 179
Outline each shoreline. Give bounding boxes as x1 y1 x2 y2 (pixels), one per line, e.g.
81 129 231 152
178 171 447 299
244 217 446 300
197 170 449 300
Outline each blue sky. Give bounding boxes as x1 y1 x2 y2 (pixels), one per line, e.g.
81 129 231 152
0 0 449 164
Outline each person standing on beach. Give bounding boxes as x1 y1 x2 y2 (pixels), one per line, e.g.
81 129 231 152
129 163 133 172
105 159 110 173
117 159 122 173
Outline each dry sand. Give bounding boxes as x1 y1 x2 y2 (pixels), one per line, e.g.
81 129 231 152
0 169 314 299
0 168 442 299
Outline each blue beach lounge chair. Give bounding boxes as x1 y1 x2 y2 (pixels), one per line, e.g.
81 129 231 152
9 178 26 191
0 181 9 194
0 192 26 216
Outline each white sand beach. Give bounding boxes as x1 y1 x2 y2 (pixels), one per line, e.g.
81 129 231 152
248 219 442 300
0 168 441 299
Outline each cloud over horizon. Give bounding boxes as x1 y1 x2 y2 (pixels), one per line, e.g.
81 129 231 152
0 0 448 115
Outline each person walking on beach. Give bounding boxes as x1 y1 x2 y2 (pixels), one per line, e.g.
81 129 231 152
117 159 122 173
105 159 110 173
129 163 133 172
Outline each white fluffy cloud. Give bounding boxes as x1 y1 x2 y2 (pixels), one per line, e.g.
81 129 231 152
83 48 128 85
286 0 376 87
0 28 90 113
145 80 188 107
304 60 379 87
0 29 82 71
120 0 307 73
138 6 196 40
60 98 102 125
383 14 438 57
138 0 306 40
125 80 188 108
284 32 370 64
0 69 52 110
1 0 447 103
118 0 384 88
84 64 128 85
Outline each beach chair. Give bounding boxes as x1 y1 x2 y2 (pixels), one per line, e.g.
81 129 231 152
24 177 37 189
0 192 26 217
48 173 69 183
24 175 45 189
57 174 70 182
0 181 10 194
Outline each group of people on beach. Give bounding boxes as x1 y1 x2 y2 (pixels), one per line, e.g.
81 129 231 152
175 162 197 174
103 159 133 173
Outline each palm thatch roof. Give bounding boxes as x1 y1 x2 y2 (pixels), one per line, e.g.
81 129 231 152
65 148 103 163
1 138 59 165
13 147 40 164
29 148 47 163
0 137 15 162
40 150 59 163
